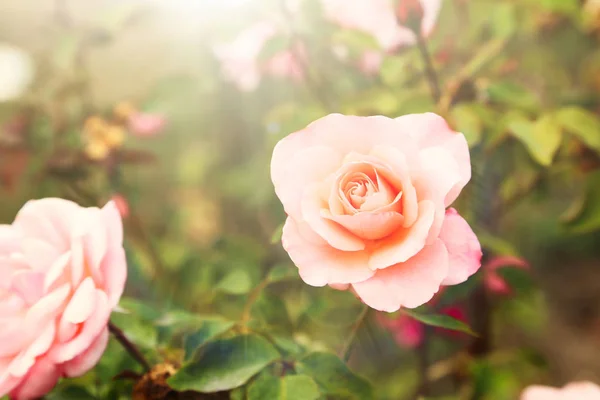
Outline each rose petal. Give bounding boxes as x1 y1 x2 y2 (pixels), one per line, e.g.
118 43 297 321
369 200 436 271
395 113 471 205
8 323 55 377
301 184 365 251
63 277 97 324
282 218 374 287
353 239 449 312
100 247 127 309
273 145 343 219
439 209 482 286
8 357 61 400
324 211 404 240
62 328 109 377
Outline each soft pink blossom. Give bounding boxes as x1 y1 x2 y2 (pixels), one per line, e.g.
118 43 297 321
521 381 600 400
127 112 166 138
321 0 442 51
359 51 383 75
378 313 424 348
484 255 529 295
0 198 127 400
111 194 129 219
213 22 304 91
271 113 482 312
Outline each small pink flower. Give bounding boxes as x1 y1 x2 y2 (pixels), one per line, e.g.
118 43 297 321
265 43 306 83
271 113 481 312
127 112 166 138
521 381 600 399
378 313 424 348
359 51 383 75
484 256 529 295
111 194 129 219
0 198 127 400
321 0 442 51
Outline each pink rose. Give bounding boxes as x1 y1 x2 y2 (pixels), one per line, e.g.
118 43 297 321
484 255 529 295
378 312 424 348
0 198 127 400
213 22 304 91
321 0 442 51
111 194 130 219
127 112 166 138
521 381 600 400
271 113 482 312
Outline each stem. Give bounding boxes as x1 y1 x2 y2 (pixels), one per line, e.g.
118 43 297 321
108 322 151 372
240 278 270 333
341 305 369 363
416 32 442 104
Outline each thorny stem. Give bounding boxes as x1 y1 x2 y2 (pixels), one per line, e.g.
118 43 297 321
416 32 442 104
108 322 151 372
341 305 369 363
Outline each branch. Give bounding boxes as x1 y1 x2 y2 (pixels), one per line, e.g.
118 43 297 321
108 321 151 371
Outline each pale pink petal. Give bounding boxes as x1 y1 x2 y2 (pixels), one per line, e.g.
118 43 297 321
353 239 449 312
48 290 110 363
395 113 471 205
62 328 109 377
100 247 127 308
43 251 71 292
0 225 21 253
520 386 562 400
8 323 55 377
439 209 482 286
10 271 44 305
273 145 343 219
8 357 61 400
369 200 436 271
24 284 70 328
324 211 404 240
20 238 61 272
282 218 374 287
301 184 365 251
63 277 97 324
82 208 108 278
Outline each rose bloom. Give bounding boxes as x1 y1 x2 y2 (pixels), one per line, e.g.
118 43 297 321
0 199 127 400
271 113 482 312
127 112 167 138
521 381 600 400
321 0 442 51
484 255 529 295
213 22 304 91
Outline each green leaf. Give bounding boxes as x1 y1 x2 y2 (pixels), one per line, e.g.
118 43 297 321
295 352 373 400
117 297 162 321
478 232 520 256
267 264 297 283
167 334 280 392
183 319 235 360
216 268 253 295
402 309 478 337
271 223 284 244
46 386 97 400
563 170 600 233
496 267 532 294
487 81 539 112
556 107 600 153
509 114 562 166
451 104 483 147
110 312 157 349
248 373 321 400
250 292 294 335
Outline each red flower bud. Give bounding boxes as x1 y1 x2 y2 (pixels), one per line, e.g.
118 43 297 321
396 0 425 34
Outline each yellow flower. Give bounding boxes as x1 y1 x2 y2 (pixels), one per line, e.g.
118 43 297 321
113 101 137 121
104 125 125 148
85 140 110 160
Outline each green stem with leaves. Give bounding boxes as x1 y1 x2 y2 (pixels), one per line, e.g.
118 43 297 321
416 32 442 104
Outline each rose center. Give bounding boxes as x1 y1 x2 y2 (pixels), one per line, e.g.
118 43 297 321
341 169 398 213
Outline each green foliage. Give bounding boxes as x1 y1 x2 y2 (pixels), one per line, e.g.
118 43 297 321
183 318 235 360
295 352 374 400
402 309 478 336
247 372 321 400
167 334 280 392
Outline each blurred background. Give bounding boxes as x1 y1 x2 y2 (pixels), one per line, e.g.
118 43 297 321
2 0 600 398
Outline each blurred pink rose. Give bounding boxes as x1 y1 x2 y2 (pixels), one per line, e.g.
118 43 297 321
271 113 482 312
0 198 127 400
127 112 166 138
213 22 304 91
359 51 383 75
111 194 130 219
322 0 442 51
484 255 529 295
378 312 424 348
521 381 600 399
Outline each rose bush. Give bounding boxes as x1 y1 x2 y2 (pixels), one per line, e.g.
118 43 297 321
521 381 600 399
0 198 127 400
271 113 482 312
